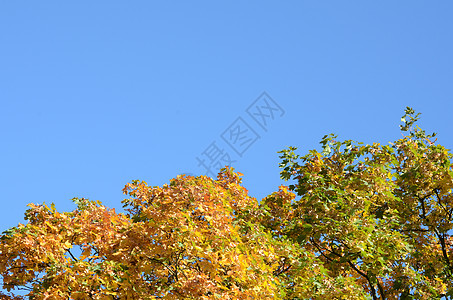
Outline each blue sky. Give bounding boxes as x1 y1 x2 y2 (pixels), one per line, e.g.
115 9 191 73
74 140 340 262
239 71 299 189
1 1 452 238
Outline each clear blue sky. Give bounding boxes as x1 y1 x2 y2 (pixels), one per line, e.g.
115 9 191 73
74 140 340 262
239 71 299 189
1 1 452 237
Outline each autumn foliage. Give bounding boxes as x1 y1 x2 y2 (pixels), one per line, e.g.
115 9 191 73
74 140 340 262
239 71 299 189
1 108 452 299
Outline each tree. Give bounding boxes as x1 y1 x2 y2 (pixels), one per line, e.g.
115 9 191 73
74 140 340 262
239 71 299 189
273 107 453 298
1 107 452 299
1 168 340 299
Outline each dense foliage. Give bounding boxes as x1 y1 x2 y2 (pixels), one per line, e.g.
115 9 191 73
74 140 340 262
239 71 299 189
1 108 452 299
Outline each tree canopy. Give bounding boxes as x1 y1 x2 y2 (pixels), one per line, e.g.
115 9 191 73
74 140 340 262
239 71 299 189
1 107 452 299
